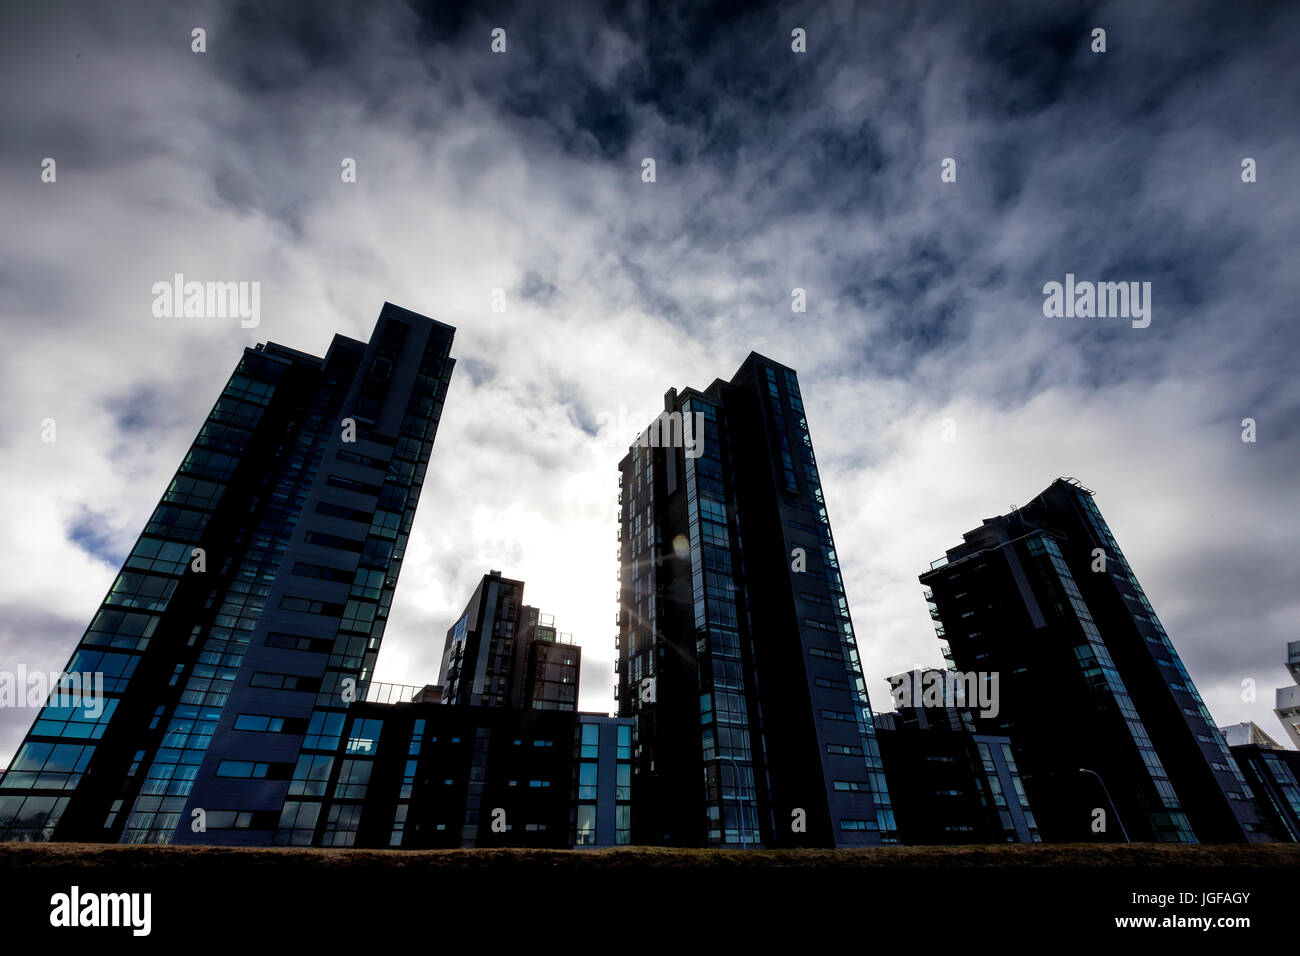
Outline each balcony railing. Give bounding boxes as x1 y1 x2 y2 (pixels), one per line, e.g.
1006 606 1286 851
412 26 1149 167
353 681 428 705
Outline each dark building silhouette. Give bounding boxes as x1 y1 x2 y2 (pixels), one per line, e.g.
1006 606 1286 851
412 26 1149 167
1221 722 1300 843
919 477 1270 843
298 685 630 848
875 668 1040 844
439 571 580 711
0 304 456 845
616 353 895 847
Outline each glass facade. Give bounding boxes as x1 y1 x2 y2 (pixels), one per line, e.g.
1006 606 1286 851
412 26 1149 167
683 397 760 845
920 478 1270 844
0 305 456 846
616 354 894 847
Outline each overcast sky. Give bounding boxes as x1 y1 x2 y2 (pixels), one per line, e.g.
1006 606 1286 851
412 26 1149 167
2 0 1298 769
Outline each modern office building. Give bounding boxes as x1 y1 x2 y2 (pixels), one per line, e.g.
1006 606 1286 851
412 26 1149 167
439 571 580 711
615 353 895 848
296 684 631 848
1221 722 1300 843
919 477 1271 843
875 669 1040 844
1275 641 1300 749
0 303 456 845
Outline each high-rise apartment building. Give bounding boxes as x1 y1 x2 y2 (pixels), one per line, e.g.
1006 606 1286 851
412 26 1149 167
439 571 580 711
615 353 895 847
919 477 1270 843
1221 722 1300 843
301 686 630 849
0 303 455 846
875 668 1040 844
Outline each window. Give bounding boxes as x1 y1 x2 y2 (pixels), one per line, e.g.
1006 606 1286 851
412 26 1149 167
233 714 285 733
216 760 271 779
325 475 382 496
346 718 382 755
334 760 373 800
31 698 119 740
579 763 598 800
249 671 317 692
580 723 599 759
203 810 255 829
84 610 158 651
285 756 334 797
575 805 596 846
105 572 176 611
303 532 364 553
278 595 344 616
337 449 385 469
839 819 876 832
315 501 370 522
265 632 331 653
291 561 350 582
62 649 139 694
2 742 95 791
164 475 224 510
321 803 364 847
302 711 345 751
340 599 377 633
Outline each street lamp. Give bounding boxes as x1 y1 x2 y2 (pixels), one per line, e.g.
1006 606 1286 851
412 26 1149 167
719 754 751 849
1078 767 1130 843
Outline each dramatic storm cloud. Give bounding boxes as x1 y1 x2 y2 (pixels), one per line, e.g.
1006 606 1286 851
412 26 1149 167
1 0 1297 767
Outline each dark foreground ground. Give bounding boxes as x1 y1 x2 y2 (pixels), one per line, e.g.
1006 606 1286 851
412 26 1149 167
2 842 1293 941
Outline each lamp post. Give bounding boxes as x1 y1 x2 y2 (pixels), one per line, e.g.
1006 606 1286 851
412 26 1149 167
1078 767 1130 843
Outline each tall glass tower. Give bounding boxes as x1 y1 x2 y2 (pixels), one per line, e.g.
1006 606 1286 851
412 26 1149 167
919 477 1271 843
615 353 895 847
0 303 455 845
